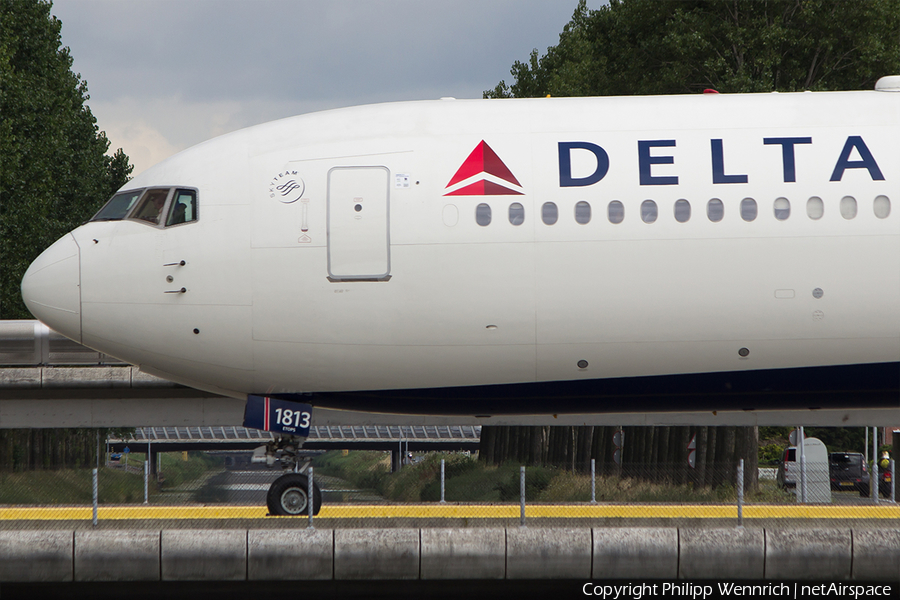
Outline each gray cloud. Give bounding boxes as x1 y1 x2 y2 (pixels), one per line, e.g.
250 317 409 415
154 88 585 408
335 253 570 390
52 0 600 175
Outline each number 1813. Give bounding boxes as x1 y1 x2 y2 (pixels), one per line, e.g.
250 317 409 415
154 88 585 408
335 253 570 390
274 408 310 429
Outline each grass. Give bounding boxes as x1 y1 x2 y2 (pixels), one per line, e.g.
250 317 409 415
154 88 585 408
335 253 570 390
0 450 798 506
311 451 796 504
0 451 225 505
0 468 144 504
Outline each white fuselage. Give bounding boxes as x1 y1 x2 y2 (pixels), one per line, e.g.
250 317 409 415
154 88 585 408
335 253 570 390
22 90 900 415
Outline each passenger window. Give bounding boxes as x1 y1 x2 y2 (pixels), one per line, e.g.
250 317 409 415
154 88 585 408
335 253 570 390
740 198 757 222
475 203 492 226
130 189 171 225
874 195 891 219
166 190 198 226
574 201 591 224
91 190 143 222
774 197 790 221
607 201 623 224
707 199 723 222
806 196 824 220
840 196 857 220
541 202 558 225
674 199 690 223
508 203 525 226
641 200 657 223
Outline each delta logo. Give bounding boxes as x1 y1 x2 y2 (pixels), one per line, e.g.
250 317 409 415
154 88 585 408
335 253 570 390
443 140 523 196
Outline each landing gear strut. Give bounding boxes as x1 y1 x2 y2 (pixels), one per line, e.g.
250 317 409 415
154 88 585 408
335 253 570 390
253 435 322 516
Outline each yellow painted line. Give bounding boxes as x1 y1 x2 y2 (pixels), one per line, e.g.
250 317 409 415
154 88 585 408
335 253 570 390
317 505 521 519
0 507 92 521
743 505 900 519
1 504 898 521
526 505 737 519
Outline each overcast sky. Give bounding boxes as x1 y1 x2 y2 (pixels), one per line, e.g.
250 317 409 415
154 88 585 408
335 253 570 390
51 1 603 177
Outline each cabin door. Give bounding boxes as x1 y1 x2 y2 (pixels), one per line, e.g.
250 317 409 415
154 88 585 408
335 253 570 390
326 166 391 281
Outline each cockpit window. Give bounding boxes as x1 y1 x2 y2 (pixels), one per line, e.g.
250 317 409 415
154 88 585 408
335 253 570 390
166 189 198 226
130 189 171 225
90 190 143 221
90 187 200 227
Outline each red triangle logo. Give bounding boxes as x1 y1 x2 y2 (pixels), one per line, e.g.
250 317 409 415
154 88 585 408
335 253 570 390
445 141 522 194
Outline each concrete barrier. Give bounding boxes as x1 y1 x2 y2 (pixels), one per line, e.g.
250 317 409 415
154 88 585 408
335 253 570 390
680 528 764 580
248 529 333 580
3 526 900 583
334 529 419 580
851 529 900 581
75 530 160 581
507 527 591 579
161 529 246 581
0 530 72 582
593 528 677 579
420 528 505 579
766 528 851 580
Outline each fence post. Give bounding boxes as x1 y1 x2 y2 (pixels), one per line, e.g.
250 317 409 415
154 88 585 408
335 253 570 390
144 458 149 504
520 466 526 528
737 459 744 527
308 466 315 529
799 426 807 504
440 459 446 503
591 458 596 504
92 468 99 527
872 426 879 505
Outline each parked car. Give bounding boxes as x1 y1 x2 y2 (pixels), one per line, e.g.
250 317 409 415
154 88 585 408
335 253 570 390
828 452 868 492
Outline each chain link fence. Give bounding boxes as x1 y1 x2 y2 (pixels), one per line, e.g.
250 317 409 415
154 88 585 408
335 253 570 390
0 447 896 528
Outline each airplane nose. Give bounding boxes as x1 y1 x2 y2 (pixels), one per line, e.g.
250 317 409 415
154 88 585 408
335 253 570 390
21 233 82 343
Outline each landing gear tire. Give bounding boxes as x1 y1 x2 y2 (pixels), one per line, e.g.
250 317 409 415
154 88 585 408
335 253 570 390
267 473 322 516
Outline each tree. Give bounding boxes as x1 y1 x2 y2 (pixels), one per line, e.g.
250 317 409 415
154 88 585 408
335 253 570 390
0 0 133 472
486 0 900 99
479 0 899 482
0 0 133 320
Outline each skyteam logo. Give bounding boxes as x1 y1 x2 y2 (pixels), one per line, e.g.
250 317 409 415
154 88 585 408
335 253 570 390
444 140 523 196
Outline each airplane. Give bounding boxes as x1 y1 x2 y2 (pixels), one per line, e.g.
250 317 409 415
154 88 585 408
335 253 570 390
18 76 900 514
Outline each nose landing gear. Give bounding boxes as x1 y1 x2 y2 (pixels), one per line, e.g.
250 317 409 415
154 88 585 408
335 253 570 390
244 395 321 516
253 435 323 516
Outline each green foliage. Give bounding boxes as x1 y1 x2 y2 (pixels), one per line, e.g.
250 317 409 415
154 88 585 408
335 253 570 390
0 467 144 504
0 0 133 319
486 0 900 99
497 464 555 501
806 427 867 453
759 427 791 443
312 450 391 494
759 444 785 467
313 451 786 503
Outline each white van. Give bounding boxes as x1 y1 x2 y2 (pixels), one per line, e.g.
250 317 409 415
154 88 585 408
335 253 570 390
777 437 831 502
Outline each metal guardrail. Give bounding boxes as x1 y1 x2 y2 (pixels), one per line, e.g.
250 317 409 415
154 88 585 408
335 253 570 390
112 425 481 445
0 320 125 366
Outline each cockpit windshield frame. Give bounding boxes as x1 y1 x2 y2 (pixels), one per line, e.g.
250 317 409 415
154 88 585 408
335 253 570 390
89 187 200 228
